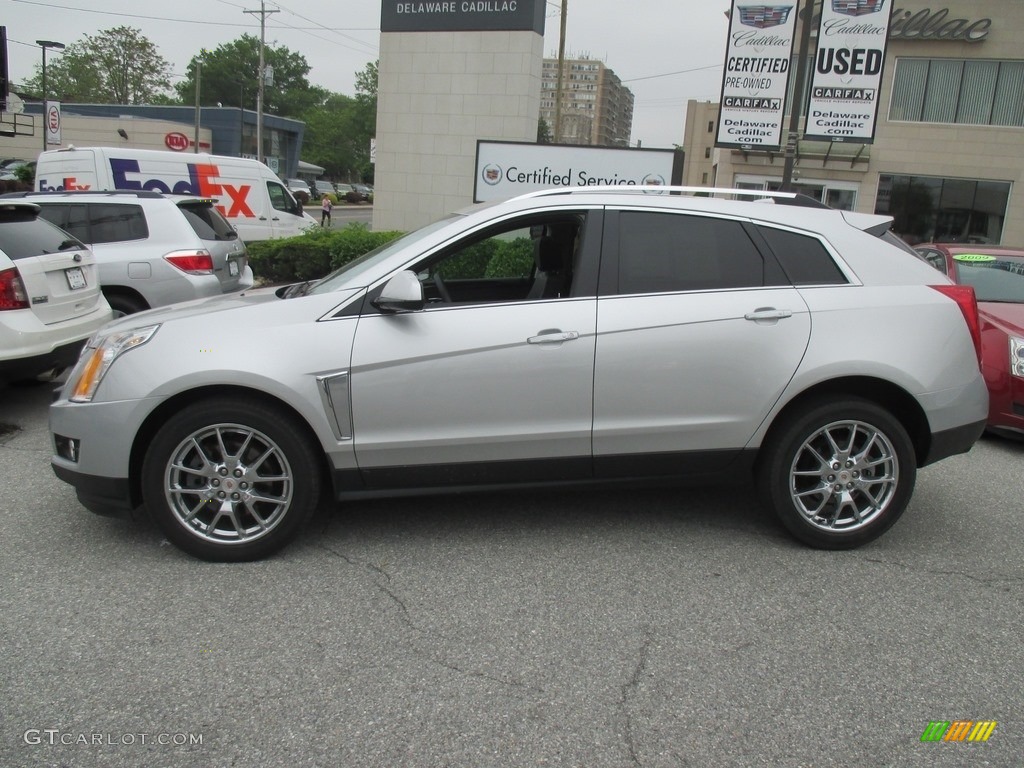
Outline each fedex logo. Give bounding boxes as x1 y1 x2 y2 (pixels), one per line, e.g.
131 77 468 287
109 159 255 218
38 177 92 191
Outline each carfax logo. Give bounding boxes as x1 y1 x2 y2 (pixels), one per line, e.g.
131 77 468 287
737 5 793 28
920 720 997 743
481 163 503 185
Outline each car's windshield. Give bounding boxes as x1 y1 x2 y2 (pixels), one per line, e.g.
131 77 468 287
306 215 461 295
953 254 1024 303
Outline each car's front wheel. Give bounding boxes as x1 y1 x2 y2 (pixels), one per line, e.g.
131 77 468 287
757 398 916 549
141 397 322 561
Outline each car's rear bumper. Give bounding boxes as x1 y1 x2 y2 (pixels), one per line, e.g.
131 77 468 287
0 337 87 381
920 418 988 466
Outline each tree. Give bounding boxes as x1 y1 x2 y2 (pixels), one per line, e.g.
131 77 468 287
537 117 552 144
175 36 327 119
22 27 172 104
300 61 378 183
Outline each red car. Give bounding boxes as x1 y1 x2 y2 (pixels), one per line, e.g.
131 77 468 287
915 244 1024 437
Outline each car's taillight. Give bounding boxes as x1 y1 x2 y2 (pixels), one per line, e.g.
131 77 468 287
0 267 30 310
931 284 982 364
164 251 214 275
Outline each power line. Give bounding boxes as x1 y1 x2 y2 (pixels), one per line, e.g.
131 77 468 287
623 63 722 84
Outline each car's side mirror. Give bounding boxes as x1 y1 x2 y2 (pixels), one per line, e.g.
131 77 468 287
372 270 425 313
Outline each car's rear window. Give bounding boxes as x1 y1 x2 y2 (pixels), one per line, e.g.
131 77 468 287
179 203 236 241
0 211 86 260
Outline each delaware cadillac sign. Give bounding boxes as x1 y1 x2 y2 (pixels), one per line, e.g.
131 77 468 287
716 2 799 150
805 0 895 142
381 0 545 33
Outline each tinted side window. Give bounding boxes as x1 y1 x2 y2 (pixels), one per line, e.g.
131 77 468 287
617 211 766 294
86 203 148 244
757 226 848 285
35 204 71 232
0 212 86 260
63 205 92 243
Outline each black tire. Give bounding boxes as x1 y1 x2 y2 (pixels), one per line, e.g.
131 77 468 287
105 291 148 318
141 397 322 561
756 397 916 549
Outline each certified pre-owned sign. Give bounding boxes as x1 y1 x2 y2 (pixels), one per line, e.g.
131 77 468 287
474 142 679 203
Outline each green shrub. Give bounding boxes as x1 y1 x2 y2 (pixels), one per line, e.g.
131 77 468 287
246 223 403 285
485 237 534 277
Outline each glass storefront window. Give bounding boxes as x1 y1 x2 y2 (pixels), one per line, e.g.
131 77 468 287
876 174 1010 245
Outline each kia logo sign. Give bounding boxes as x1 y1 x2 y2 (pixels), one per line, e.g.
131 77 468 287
165 132 190 151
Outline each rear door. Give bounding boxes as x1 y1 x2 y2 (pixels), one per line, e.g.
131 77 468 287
592 208 811 475
0 207 103 323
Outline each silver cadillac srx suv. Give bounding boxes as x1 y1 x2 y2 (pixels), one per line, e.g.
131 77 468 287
50 187 989 561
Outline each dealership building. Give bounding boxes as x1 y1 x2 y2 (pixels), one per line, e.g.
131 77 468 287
682 0 1024 245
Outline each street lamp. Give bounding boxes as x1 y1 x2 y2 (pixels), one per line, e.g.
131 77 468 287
36 39 65 151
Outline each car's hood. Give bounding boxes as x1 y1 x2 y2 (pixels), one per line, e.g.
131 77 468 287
99 285 360 334
980 301 1024 337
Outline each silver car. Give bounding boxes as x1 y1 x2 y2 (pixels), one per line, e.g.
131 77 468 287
50 187 989 561
8 191 253 317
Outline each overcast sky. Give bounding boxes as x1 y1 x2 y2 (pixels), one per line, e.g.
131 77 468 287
3 0 731 148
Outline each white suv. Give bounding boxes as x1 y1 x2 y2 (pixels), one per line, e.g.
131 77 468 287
1 201 112 382
2 191 253 317
50 187 988 560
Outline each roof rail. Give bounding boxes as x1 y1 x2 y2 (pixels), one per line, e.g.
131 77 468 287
513 185 831 209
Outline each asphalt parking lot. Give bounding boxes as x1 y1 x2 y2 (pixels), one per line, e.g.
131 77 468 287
2 379 1022 767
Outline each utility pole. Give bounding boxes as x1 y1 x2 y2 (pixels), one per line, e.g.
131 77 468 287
781 1 816 192
554 0 567 144
243 1 278 165
193 57 202 154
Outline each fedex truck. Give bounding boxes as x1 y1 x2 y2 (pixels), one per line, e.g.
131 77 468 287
35 148 317 242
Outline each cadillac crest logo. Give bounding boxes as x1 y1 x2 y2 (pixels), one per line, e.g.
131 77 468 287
831 0 886 15
481 163 503 186
737 5 794 28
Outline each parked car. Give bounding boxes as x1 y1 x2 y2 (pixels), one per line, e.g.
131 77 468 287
1 201 112 382
915 243 1024 437
313 180 336 198
2 190 253 317
285 179 311 205
352 183 373 202
333 183 361 204
50 186 988 561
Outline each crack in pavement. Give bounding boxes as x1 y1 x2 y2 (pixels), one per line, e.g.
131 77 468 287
317 542 541 693
619 627 654 767
864 556 1024 588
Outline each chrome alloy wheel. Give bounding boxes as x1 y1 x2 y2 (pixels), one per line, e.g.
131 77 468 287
788 419 899 533
163 423 294 545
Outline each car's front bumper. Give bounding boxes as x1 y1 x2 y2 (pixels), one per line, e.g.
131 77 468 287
51 462 139 519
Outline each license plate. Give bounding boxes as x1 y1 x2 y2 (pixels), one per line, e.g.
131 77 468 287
65 267 86 290
228 260 239 277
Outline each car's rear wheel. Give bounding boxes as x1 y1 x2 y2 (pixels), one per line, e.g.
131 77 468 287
757 398 916 549
141 398 322 561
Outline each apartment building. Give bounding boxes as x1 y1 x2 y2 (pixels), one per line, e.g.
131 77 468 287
540 57 634 146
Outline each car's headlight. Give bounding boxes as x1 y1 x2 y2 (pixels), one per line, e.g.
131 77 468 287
69 325 160 402
1012 336 1024 379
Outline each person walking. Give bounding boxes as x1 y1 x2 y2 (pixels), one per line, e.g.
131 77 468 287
320 193 333 227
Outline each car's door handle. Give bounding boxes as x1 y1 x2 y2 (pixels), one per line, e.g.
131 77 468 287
528 330 580 344
744 308 793 322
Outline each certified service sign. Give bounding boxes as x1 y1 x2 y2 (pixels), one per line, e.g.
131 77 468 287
474 141 679 203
